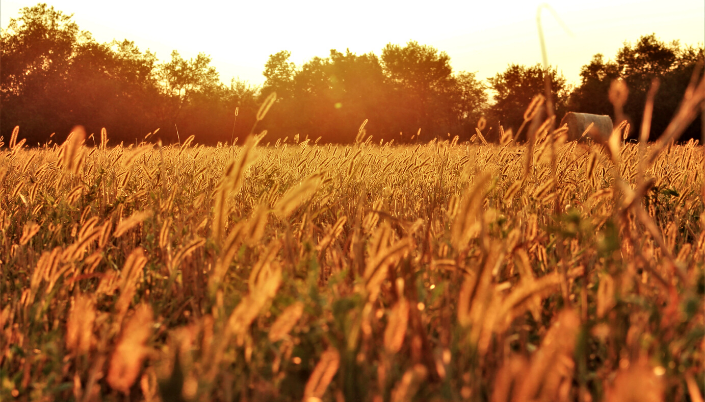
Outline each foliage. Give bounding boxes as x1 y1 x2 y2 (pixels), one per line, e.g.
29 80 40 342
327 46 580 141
0 3 257 146
2 5 701 147
487 64 569 140
569 34 704 141
1 5 488 146
157 50 221 123
260 43 488 143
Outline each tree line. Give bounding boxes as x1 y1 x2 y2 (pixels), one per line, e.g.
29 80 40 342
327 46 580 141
2 3 703 146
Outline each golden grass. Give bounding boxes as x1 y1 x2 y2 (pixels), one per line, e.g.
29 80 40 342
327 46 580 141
1 77 705 401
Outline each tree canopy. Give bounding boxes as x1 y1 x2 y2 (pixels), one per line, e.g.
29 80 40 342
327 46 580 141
487 64 568 141
569 34 703 141
1 3 258 146
259 42 488 143
1 4 702 146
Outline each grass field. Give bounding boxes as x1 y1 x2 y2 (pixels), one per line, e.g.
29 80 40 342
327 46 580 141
1 107 705 401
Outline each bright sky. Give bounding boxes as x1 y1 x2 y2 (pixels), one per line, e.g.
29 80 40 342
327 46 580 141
2 0 703 88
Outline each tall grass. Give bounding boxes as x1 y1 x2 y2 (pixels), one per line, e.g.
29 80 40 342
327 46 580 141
1 77 704 401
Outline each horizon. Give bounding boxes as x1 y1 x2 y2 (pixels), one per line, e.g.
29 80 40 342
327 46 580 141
2 0 703 88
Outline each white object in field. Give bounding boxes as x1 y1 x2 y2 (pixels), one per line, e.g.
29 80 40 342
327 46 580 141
560 112 613 142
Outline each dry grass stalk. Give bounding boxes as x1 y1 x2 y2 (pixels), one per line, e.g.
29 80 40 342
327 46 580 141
243 204 269 246
303 347 340 401
503 180 523 205
596 274 615 318
66 225 102 261
116 247 148 319
114 210 153 238
496 272 562 331
384 292 409 354
685 372 705 402
60 126 86 175
269 302 305 343
515 94 545 142
492 355 529 402
100 127 108 150
159 217 172 249
604 360 664 402
257 92 277 122
364 237 411 302
458 241 503 353
274 173 324 218
209 221 247 293
10 125 20 149
213 135 260 245
317 216 347 253
107 304 154 394
500 127 514 145
171 237 205 271
513 309 580 402
474 127 488 145
355 119 369 144
390 364 428 402
249 244 283 298
66 293 96 356
98 220 112 249
451 172 491 250
609 78 629 124
19 221 40 245
510 248 542 320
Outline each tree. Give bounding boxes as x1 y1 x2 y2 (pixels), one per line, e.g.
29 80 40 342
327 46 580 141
327 50 391 141
381 41 456 139
259 43 487 143
157 51 221 129
381 41 453 94
1 3 80 143
66 38 161 142
488 64 568 140
260 49 392 142
1 4 165 144
617 34 678 91
262 50 296 101
450 72 488 138
175 78 260 144
569 34 703 141
567 54 620 117
1 3 78 96
1 3 256 146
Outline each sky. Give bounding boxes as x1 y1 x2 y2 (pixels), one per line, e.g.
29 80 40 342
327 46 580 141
2 0 704 89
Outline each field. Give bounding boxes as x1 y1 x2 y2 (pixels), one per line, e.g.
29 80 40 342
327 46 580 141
1 111 705 401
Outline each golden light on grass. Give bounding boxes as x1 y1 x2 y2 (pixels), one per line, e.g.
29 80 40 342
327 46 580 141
19 221 40 245
213 135 260 245
107 304 154 394
59 126 87 175
2 75 704 400
268 302 305 343
66 294 96 356
9 126 20 149
116 247 148 319
114 210 153 238
383 296 409 354
303 347 340 401
605 360 664 402
391 364 428 402
273 173 324 218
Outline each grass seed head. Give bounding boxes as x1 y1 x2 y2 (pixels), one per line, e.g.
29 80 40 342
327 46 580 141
107 304 154 394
